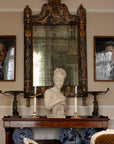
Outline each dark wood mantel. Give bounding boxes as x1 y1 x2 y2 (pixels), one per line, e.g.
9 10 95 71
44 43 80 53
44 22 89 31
3 116 109 128
2 116 109 144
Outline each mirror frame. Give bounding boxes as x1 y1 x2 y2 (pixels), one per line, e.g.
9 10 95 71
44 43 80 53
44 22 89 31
24 0 88 98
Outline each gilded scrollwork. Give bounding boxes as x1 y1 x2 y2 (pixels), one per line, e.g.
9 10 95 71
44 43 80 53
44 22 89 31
77 4 88 96
24 5 32 96
32 3 79 25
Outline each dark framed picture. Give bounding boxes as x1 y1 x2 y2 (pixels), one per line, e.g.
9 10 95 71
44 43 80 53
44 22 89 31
0 35 16 81
94 36 114 81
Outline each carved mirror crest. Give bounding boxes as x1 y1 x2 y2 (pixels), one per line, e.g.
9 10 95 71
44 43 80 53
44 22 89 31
24 0 88 98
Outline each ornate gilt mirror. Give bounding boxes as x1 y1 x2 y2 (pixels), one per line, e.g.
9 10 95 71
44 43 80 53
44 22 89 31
24 0 88 98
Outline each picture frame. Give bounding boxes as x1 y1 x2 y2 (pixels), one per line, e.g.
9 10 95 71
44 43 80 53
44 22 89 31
94 36 114 81
0 35 16 81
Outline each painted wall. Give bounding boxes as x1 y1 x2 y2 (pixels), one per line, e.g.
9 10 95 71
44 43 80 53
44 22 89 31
0 0 114 143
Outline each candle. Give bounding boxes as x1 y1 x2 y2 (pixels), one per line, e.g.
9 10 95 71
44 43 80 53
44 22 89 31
33 96 36 113
33 86 37 113
74 86 77 113
75 86 77 94
74 95 77 113
34 86 36 95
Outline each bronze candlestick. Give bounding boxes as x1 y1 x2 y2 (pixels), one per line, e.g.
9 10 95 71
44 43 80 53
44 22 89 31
0 90 24 117
88 88 109 118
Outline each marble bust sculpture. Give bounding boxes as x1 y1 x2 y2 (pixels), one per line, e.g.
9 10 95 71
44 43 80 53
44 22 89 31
44 68 67 118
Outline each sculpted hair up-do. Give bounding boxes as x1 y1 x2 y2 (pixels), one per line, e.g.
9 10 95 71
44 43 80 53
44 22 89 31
53 68 67 80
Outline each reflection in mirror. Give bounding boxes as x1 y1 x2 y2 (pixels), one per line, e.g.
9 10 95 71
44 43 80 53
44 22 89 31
0 36 16 81
33 25 78 87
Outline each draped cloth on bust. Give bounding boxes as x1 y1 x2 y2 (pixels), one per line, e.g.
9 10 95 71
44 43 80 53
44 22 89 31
44 87 66 118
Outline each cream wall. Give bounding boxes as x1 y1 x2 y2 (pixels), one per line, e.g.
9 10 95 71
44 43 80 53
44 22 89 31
0 0 114 144
0 0 114 10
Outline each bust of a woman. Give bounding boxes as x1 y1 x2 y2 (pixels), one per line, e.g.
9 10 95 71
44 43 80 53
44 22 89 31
44 68 67 118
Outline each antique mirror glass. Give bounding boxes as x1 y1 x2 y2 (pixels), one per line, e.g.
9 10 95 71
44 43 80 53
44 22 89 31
24 0 88 98
33 25 78 86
